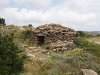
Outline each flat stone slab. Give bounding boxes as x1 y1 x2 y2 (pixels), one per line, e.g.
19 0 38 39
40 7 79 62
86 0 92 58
81 69 98 75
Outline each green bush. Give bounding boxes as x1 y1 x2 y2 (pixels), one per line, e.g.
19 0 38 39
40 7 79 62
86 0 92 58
0 34 24 75
96 34 100 36
74 37 100 57
77 31 93 37
20 30 32 39
77 31 86 37
19 30 34 45
51 53 61 61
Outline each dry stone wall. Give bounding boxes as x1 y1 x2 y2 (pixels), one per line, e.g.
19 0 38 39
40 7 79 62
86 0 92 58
32 23 77 51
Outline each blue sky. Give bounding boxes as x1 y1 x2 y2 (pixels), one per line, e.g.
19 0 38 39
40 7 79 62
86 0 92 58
0 0 100 31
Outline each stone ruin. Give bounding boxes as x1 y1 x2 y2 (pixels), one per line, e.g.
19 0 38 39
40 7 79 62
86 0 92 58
32 23 77 52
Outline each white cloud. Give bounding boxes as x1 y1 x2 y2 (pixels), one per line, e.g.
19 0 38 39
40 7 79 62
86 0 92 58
1 6 96 28
0 0 100 30
14 0 53 9
33 0 52 6
0 0 10 5
14 0 32 4
2 8 44 23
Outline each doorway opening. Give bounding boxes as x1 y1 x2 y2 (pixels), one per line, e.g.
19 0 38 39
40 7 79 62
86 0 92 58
37 36 45 45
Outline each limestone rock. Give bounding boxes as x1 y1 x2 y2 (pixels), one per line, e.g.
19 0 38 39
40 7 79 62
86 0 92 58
81 69 98 75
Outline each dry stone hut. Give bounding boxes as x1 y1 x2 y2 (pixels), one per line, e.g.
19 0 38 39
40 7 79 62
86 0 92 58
32 23 77 51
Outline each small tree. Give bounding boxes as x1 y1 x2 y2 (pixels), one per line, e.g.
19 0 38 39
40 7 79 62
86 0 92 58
0 33 24 75
28 24 32 27
0 17 6 25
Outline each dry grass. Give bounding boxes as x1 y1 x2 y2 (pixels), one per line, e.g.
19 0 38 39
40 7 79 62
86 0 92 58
86 36 100 44
1 26 99 75
21 47 100 75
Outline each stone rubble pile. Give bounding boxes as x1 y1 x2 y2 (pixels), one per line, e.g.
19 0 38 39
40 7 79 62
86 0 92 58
51 40 76 52
33 23 77 52
35 24 76 39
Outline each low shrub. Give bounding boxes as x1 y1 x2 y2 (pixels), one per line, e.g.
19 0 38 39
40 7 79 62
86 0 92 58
20 30 32 40
74 37 100 57
64 48 100 74
19 30 34 45
50 53 62 61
